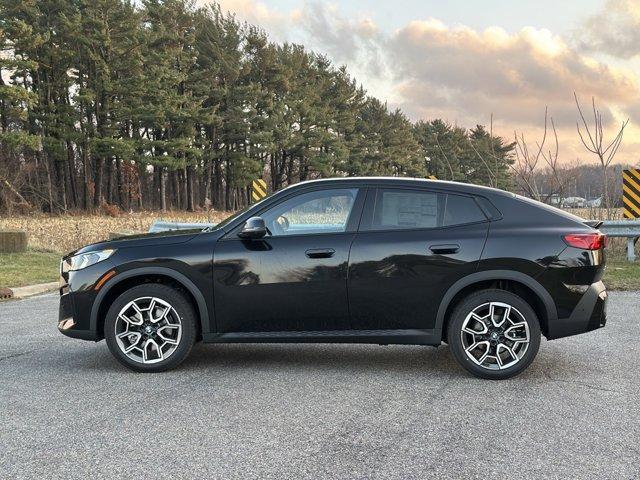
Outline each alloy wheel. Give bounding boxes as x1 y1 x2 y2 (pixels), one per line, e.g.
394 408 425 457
114 297 182 364
460 301 530 370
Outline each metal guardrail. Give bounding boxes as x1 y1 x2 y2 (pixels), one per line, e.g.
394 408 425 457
148 221 216 233
600 220 640 262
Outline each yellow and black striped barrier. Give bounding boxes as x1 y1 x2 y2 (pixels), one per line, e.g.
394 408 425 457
251 179 268 203
622 168 640 219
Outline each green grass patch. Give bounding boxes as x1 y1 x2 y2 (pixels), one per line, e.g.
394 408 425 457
603 260 640 291
0 250 60 288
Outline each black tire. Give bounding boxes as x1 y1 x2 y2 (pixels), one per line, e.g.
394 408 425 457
447 289 541 380
104 283 198 372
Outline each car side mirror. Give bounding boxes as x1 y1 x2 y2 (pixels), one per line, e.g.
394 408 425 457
238 216 267 239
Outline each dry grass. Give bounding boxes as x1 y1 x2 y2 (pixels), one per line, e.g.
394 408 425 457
0 211 232 254
0 207 631 256
563 207 623 220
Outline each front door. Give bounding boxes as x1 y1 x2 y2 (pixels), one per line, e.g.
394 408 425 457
213 187 364 333
348 187 490 331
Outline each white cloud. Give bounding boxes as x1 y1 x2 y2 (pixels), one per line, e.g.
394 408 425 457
388 20 640 126
577 0 640 59
386 19 640 162
203 0 292 41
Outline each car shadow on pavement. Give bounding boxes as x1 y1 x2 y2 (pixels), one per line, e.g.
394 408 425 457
186 343 460 376
70 341 567 381
68 342 459 376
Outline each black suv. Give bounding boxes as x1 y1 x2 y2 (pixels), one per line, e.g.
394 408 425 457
58 178 607 379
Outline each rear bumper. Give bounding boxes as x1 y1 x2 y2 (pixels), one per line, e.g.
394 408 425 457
547 281 607 340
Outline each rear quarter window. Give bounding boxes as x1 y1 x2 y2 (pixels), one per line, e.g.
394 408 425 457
443 194 487 226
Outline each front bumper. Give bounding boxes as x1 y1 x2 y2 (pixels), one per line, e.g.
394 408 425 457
547 281 607 340
58 289 100 340
57 254 113 342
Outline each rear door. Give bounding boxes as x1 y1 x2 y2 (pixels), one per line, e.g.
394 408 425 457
347 187 490 331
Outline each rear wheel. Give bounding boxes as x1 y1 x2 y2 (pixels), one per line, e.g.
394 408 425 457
447 289 541 380
104 284 197 372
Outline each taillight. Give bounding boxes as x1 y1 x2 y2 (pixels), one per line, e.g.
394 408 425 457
563 233 607 250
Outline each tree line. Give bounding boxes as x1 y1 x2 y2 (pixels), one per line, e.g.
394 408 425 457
0 0 515 214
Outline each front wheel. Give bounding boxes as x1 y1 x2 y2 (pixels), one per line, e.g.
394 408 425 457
447 289 541 380
104 283 198 372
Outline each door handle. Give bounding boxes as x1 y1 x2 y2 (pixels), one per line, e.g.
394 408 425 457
305 248 335 259
429 244 460 254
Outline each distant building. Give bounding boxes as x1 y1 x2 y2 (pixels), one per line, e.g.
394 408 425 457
561 197 587 208
585 197 602 208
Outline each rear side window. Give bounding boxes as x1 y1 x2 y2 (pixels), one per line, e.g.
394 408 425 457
367 188 486 231
443 194 486 226
372 189 439 230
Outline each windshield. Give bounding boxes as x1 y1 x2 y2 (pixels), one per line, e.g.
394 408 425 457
212 192 274 230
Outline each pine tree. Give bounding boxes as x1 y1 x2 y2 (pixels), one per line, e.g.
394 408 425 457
140 0 205 210
0 0 519 213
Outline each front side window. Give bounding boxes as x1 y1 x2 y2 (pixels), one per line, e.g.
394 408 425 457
261 188 358 236
368 188 486 231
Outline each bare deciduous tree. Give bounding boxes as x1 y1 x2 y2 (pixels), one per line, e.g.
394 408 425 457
512 107 568 202
574 93 629 217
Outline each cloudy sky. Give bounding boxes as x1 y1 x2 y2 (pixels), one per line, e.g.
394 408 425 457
208 0 640 165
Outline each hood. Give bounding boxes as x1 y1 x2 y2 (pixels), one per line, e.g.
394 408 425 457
68 229 202 257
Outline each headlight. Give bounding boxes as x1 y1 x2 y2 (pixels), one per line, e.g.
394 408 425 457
66 249 116 271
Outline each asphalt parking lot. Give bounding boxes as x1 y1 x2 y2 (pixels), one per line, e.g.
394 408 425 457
0 292 638 479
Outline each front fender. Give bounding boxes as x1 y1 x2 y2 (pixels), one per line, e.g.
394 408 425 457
90 266 212 336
